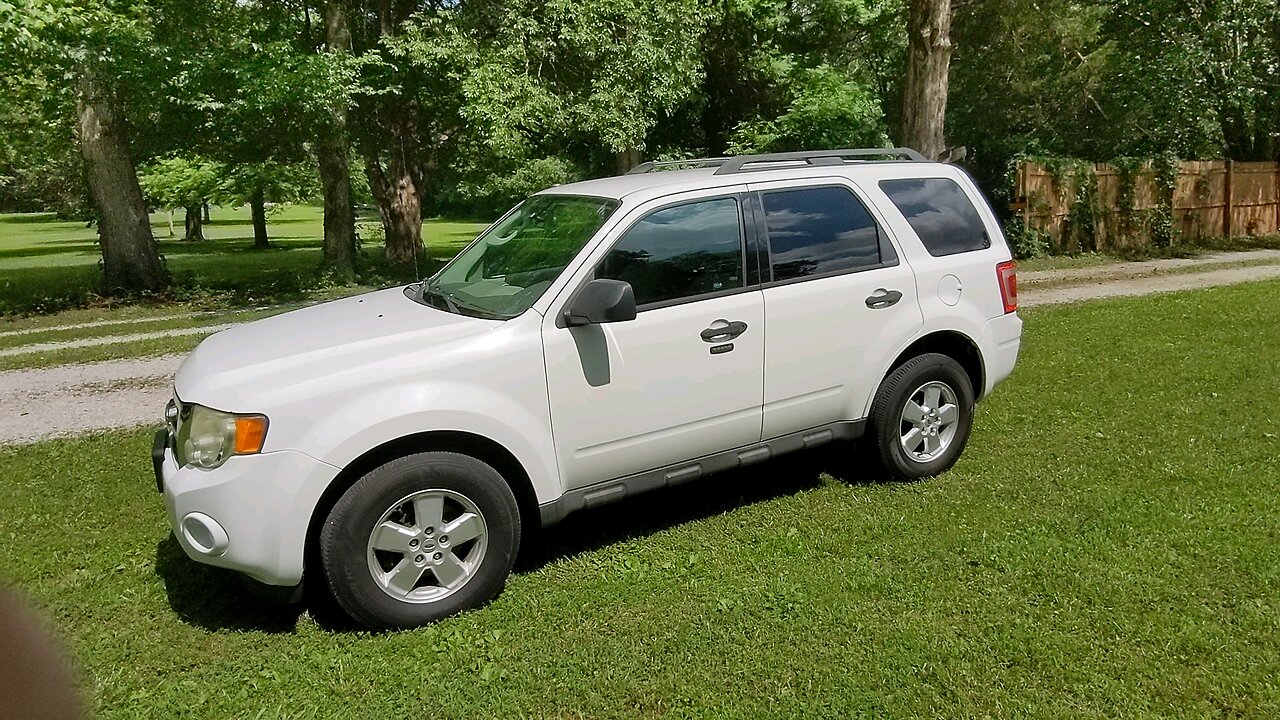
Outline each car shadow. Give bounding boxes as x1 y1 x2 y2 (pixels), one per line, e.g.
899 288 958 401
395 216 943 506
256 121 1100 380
155 444 881 633
154 535 306 633
514 444 878 574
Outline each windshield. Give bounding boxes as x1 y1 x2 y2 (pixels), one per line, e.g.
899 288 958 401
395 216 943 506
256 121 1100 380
418 195 619 319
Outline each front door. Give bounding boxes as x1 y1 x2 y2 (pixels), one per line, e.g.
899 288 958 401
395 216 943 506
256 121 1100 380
542 193 765 489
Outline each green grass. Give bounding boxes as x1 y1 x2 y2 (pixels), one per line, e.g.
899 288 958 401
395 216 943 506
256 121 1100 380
2 280 1279 718
0 207 484 315
1016 252 1118 272
0 307 275 350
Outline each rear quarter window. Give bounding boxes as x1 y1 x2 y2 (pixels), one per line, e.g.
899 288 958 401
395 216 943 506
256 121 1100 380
880 178 990 257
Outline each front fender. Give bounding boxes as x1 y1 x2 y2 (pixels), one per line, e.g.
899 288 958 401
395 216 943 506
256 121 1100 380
296 381 560 504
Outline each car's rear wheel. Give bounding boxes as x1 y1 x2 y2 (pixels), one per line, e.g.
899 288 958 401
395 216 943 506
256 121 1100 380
868 353 974 481
318 452 520 630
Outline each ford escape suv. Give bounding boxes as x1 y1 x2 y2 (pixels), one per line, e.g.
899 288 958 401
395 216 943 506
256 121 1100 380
153 148 1022 629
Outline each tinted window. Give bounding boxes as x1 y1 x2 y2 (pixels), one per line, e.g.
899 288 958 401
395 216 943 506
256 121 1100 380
761 186 883 282
596 198 744 306
880 178 990 257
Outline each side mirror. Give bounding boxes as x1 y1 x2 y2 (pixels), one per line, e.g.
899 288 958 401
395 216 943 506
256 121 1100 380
564 279 637 327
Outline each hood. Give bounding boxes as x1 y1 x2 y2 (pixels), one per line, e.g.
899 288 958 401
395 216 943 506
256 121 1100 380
175 286 500 410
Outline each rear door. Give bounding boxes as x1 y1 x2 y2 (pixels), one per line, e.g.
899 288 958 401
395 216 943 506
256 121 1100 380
748 179 924 439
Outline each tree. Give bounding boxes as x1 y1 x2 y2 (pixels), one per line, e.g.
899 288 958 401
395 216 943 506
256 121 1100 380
901 0 952 159
727 64 889 154
221 162 318 249
1 1 170 293
317 0 358 280
402 0 709 185
1101 0 1280 161
0 72 86 215
350 0 432 266
138 155 222 241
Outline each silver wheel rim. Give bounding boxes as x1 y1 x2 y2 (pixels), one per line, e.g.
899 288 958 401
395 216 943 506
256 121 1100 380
365 488 488 604
899 381 960 462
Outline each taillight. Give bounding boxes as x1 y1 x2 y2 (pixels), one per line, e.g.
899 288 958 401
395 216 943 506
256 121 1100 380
996 260 1017 313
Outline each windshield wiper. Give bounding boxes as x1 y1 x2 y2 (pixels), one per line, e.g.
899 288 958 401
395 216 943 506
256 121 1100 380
419 280 510 320
418 279 461 314
449 293 514 320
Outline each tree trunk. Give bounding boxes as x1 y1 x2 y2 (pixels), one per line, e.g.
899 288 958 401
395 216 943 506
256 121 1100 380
383 155 423 265
363 155 394 238
74 65 168 293
615 148 643 175
202 201 211 224
317 0 357 280
901 0 953 160
184 205 205 242
251 186 270 249
367 7 426 267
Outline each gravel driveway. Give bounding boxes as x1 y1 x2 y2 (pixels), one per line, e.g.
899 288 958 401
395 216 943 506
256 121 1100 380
3 252 1280 445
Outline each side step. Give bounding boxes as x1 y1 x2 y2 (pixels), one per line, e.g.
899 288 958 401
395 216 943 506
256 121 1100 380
538 420 864 526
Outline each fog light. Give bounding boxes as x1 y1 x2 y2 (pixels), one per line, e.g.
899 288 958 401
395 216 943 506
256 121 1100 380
181 512 229 556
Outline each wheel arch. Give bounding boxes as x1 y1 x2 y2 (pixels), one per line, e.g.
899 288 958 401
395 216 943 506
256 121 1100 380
304 430 540 579
882 330 985 401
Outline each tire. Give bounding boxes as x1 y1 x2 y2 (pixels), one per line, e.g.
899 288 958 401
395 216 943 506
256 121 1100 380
318 452 521 630
868 353 975 482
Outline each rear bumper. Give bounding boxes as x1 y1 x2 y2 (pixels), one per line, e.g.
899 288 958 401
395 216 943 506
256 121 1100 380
158 438 341 586
979 312 1022 396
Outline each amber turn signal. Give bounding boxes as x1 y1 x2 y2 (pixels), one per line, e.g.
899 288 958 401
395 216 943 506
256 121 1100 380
233 415 269 455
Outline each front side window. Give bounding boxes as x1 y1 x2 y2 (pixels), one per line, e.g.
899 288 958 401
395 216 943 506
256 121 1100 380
879 178 990 257
595 197 744 306
421 194 618 318
761 186 885 282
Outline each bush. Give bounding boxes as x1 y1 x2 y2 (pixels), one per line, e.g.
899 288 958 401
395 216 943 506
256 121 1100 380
1004 217 1051 259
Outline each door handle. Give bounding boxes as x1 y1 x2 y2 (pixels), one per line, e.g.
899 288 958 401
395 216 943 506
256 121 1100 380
701 320 748 343
865 289 903 309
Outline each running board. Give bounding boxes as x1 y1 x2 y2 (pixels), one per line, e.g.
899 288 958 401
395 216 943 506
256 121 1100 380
538 420 865 526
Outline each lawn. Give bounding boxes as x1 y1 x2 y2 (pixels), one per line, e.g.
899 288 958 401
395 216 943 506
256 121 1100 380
1 280 1278 718
0 206 486 315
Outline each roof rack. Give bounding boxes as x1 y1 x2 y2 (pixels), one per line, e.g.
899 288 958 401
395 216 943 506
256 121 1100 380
626 157 730 175
627 147 928 176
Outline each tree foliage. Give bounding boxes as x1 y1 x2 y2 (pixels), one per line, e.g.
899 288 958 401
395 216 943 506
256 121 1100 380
2 0 1278 276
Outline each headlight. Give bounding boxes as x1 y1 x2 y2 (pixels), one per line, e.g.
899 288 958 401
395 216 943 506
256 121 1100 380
175 404 269 470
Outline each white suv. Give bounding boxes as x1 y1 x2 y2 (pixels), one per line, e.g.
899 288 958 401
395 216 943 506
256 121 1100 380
153 148 1021 629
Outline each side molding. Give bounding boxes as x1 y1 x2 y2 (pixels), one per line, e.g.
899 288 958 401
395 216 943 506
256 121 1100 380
538 420 865 526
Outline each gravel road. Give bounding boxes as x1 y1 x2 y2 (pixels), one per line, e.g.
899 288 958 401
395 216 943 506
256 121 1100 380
1020 261 1280 307
3 253 1279 445
0 355 181 444
0 324 237 358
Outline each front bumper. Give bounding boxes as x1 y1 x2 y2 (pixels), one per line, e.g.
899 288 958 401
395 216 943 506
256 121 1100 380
155 430 341 586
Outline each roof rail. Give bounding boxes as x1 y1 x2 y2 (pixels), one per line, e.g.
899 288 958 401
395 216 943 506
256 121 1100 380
713 148 928 175
627 157 730 175
626 148 929 176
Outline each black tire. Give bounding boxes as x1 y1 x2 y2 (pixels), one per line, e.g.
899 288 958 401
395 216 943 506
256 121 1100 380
868 353 975 482
318 452 521 630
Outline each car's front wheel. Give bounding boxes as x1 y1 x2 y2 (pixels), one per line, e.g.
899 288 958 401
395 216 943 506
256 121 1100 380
868 353 975 482
318 452 520 630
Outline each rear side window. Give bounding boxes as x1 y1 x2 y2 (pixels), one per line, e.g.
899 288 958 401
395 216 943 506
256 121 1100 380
760 186 888 282
596 197 744 306
879 178 990 257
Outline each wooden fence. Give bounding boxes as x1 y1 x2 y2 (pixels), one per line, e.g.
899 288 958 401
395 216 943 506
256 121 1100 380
1013 159 1280 253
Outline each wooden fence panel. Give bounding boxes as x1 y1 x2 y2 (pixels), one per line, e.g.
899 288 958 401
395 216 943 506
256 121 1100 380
1015 159 1280 253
